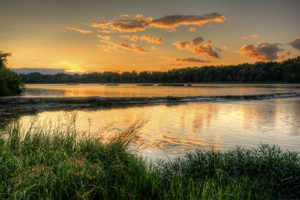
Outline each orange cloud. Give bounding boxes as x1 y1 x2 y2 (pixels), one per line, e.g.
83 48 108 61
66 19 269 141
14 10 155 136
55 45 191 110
189 27 196 32
135 14 144 18
120 34 162 44
120 14 129 18
140 35 162 43
119 42 134 49
169 63 182 66
119 43 150 53
66 27 93 34
97 40 120 52
174 37 220 59
243 34 259 40
92 13 225 32
97 34 111 41
150 46 159 50
97 30 117 34
120 35 139 42
176 57 210 63
135 45 150 53
222 46 230 51
90 21 111 28
237 43 283 60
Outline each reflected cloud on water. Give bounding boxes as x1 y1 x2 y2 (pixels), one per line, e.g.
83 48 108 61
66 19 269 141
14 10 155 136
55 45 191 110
14 97 300 160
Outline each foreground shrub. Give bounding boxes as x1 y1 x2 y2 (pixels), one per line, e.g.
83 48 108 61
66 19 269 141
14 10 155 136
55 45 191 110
157 145 300 199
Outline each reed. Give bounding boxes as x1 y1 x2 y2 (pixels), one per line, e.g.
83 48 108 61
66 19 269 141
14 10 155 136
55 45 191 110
0 120 299 199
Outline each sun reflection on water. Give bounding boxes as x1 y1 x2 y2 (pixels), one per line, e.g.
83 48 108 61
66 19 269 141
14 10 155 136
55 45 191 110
17 97 300 160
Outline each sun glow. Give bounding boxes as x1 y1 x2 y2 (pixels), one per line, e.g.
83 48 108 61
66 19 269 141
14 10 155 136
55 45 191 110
54 61 86 73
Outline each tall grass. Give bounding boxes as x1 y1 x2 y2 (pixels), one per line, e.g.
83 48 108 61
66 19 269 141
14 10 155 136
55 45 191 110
0 120 299 199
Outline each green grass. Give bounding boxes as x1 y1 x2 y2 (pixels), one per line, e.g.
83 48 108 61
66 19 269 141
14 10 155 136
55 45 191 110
0 120 299 199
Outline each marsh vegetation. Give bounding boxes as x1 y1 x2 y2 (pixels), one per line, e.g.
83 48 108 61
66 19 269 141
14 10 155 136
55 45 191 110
0 119 299 199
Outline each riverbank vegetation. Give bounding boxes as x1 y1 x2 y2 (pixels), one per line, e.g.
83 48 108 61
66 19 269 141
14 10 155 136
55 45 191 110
0 52 23 96
21 57 300 84
0 120 299 199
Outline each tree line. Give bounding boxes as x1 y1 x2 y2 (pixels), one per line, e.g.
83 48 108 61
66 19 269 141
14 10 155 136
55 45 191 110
0 52 23 96
21 57 300 84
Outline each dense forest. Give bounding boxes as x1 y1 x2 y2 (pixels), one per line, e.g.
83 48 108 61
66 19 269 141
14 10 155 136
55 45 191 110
0 52 23 96
21 57 300 84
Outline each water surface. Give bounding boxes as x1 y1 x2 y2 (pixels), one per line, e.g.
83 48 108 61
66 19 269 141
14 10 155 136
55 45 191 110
17 84 300 160
23 84 300 97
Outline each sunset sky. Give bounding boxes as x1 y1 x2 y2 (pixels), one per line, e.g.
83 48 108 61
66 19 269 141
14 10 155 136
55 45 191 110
1 0 300 73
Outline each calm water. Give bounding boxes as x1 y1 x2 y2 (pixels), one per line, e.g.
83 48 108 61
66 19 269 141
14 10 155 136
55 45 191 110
16 84 300 160
23 84 300 97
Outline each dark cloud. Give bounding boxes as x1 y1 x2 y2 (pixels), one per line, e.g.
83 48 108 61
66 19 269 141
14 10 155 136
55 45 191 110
174 37 220 59
176 57 210 63
151 13 225 28
9 68 65 75
238 43 283 60
290 37 300 51
111 15 153 32
92 13 225 32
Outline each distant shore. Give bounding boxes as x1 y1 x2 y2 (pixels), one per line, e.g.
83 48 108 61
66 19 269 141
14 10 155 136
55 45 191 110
20 57 300 84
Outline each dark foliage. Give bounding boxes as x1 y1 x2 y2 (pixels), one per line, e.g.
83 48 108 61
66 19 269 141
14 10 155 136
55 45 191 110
0 52 23 96
21 57 300 84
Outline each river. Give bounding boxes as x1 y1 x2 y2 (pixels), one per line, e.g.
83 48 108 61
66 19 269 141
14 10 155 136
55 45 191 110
6 84 300 160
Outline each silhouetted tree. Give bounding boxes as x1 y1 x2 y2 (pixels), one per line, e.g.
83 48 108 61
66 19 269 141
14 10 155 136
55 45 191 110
0 52 23 96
